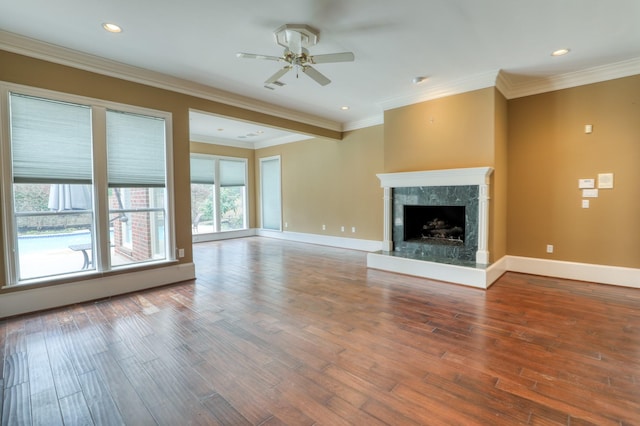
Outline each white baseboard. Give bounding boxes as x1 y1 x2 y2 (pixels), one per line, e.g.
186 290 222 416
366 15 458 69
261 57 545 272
256 229 383 252
0 262 196 318
506 256 640 289
192 228 255 243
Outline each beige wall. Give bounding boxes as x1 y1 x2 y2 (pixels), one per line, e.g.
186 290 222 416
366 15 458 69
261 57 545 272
383 88 496 172
256 125 384 240
190 142 257 228
507 75 640 268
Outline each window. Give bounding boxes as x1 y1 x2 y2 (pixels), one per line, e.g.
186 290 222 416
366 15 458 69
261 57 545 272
190 154 247 234
260 156 281 231
1 86 174 285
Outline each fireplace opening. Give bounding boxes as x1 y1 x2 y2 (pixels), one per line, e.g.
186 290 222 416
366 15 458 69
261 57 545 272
403 205 465 246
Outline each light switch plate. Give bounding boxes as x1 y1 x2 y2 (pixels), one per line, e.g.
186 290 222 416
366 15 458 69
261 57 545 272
579 178 595 189
582 199 589 208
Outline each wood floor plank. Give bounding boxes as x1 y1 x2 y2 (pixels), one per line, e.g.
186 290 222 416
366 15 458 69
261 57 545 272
1 382 31 426
58 391 94 426
2 237 640 425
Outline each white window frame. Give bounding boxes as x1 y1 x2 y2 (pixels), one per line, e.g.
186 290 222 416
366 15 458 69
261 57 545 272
0 82 176 287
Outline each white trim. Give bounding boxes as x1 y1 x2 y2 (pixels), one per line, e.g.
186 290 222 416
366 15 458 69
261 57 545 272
257 229 383 252
506 256 640 289
343 114 384 132
367 252 507 289
378 70 500 112
0 30 342 133
377 167 493 188
0 263 196 319
497 58 640 100
192 228 255 243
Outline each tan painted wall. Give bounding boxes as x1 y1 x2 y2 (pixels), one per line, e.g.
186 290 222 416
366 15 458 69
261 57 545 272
190 142 257 228
507 75 640 268
383 88 496 172
0 49 341 282
256 125 384 240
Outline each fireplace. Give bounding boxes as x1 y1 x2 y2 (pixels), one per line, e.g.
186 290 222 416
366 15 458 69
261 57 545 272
367 167 495 288
403 205 465 245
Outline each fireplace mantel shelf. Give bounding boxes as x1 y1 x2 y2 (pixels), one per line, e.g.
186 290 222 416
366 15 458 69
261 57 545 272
377 167 493 189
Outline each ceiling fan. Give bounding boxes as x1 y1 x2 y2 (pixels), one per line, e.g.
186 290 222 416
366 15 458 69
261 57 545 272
237 24 355 87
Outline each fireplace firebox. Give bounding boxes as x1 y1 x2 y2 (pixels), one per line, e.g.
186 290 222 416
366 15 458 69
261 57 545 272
403 205 465 245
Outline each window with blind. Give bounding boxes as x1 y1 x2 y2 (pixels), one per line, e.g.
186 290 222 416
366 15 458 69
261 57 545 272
190 154 247 234
1 88 173 285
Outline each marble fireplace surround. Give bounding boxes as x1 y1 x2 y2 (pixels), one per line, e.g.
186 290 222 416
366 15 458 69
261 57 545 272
366 167 499 289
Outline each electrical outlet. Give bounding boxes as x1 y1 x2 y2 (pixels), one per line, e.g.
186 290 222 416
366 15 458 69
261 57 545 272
285 222 288 228
322 224 326 230
546 245 554 254
340 226 345 232
178 248 185 258
351 227 356 233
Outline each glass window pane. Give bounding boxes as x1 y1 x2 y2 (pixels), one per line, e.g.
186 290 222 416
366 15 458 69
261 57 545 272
109 187 166 266
14 183 95 280
220 186 245 231
191 183 214 234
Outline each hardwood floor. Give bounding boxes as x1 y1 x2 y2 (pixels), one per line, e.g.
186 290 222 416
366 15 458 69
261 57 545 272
1 237 639 425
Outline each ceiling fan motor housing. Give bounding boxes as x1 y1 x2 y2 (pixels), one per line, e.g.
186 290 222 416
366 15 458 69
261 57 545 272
274 24 320 49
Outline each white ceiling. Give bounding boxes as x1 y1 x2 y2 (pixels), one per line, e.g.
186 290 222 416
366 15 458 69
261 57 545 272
1 0 639 145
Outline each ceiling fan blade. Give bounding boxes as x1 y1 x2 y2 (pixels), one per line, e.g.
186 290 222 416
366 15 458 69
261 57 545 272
309 52 355 64
236 52 282 61
265 66 291 84
303 66 331 86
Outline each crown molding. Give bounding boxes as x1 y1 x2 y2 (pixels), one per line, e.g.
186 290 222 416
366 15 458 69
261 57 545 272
343 114 384 132
0 30 343 133
377 70 501 112
497 57 640 99
191 132 313 150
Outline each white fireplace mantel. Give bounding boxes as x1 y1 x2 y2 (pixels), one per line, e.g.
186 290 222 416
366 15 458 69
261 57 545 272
376 167 494 264
377 167 493 188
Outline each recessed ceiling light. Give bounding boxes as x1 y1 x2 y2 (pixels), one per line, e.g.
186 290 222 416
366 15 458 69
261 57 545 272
551 48 570 57
256 130 264 134
412 76 428 84
102 23 122 33
340 106 350 111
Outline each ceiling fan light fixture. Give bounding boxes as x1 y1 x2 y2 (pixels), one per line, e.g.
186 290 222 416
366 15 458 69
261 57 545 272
102 22 122 33
412 76 428 84
551 48 570 57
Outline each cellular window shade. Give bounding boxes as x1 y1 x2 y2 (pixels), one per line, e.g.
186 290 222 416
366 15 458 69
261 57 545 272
107 110 166 187
219 159 246 187
190 156 215 184
10 93 92 184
